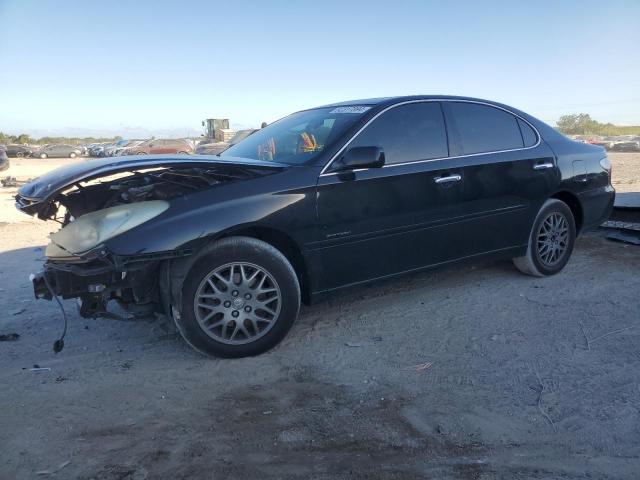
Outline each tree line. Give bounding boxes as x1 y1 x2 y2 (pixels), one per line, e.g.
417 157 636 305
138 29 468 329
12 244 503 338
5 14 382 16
0 132 122 145
556 114 640 136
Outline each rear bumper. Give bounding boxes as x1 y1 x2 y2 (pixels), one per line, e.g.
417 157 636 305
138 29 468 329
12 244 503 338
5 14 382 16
578 185 615 232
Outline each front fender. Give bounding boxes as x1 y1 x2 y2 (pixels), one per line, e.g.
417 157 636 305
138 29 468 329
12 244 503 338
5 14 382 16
104 183 317 256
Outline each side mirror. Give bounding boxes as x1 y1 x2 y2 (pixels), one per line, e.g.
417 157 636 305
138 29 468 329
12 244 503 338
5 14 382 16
334 146 385 171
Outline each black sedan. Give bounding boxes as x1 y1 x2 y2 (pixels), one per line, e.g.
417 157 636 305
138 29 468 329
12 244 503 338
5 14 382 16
5 144 34 158
16 96 614 357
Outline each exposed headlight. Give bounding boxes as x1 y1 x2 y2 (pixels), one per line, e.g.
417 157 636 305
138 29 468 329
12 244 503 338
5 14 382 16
599 157 611 173
46 200 169 257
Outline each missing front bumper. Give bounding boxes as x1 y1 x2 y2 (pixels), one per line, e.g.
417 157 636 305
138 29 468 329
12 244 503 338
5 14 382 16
31 254 165 317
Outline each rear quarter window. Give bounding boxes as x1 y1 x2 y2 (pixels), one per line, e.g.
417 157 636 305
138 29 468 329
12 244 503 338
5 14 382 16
448 102 524 155
517 118 538 147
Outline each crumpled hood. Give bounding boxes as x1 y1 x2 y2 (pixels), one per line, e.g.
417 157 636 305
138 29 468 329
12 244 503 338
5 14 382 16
15 154 286 217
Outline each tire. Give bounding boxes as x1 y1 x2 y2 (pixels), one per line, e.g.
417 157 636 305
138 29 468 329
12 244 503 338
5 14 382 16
40 153 47 159
70 152 77 158
16 152 23 158
177 151 188 154
136 152 147 155
175 236 301 358
513 199 576 277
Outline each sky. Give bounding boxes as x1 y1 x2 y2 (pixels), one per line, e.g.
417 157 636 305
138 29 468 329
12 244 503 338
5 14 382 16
0 0 639 138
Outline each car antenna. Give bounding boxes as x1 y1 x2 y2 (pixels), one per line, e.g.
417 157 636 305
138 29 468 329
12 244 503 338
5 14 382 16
42 275 68 353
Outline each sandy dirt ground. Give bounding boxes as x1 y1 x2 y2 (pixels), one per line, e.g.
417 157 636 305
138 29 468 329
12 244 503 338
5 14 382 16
0 154 639 479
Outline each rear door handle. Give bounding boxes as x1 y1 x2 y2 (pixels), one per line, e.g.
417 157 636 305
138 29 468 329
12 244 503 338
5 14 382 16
434 174 462 184
533 162 554 170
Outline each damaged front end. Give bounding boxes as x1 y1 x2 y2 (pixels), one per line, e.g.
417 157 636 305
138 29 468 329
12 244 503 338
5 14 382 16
31 246 173 318
17 156 283 319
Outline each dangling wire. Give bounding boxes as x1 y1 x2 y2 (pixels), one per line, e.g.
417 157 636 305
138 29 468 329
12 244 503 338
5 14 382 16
42 274 67 353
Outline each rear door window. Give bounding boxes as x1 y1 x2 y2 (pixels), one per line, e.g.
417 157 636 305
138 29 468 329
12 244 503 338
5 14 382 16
348 102 448 164
447 102 524 155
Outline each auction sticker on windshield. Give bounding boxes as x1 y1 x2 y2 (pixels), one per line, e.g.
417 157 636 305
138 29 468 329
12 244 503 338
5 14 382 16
329 106 372 114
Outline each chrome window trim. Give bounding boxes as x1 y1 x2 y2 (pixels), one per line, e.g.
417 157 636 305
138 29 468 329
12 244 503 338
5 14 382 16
319 99 542 177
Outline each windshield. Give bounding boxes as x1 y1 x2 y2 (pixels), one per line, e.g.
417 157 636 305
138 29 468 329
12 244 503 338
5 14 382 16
229 129 254 145
221 106 370 165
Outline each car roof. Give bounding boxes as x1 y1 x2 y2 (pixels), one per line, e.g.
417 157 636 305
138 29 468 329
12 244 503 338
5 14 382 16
315 95 515 109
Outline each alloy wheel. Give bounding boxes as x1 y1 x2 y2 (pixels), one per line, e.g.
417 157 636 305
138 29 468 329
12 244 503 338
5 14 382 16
536 212 569 267
193 262 281 345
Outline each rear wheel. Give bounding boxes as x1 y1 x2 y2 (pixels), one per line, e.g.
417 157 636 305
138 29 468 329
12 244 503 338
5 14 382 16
16 152 23 158
39 153 47 159
513 199 576 277
175 237 301 358
70 152 77 158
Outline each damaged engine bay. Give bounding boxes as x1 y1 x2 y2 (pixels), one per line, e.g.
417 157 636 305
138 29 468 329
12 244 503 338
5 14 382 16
46 165 257 223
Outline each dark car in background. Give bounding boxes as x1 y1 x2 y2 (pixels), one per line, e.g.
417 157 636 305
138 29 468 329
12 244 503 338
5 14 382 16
195 129 257 155
112 140 146 156
0 145 9 171
129 138 193 155
88 143 110 157
5 144 35 158
35 144 82 159
611 140 640 152
588 138 615 150
16 96 614 358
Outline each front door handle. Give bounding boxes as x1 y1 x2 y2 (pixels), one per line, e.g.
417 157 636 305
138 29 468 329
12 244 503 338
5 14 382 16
533 162 554 170
434 174 462 184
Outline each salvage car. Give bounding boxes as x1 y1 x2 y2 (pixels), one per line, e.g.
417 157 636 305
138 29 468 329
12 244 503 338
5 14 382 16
16 96 614 357
36 144 82 159
114 140 147 156
128 138 193 155
5 144 35 158
0 145 9 171
610 140 640 152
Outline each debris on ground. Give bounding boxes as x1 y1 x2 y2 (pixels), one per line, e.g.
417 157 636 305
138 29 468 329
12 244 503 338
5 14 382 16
606 230 640 246
29 364 51 373
600 218 640 246
404 362 433 372
601 192 640 246
345 336 383 347
1 176 18 188
36 460 70 476
0 333 20 341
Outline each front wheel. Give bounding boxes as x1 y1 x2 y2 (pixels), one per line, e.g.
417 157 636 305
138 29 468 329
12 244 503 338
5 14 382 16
69 152 77 158
39 153 47 159
175 237 301 358
513 199 576 277
16 152 23 158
